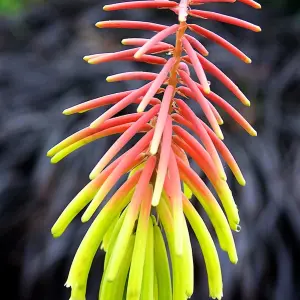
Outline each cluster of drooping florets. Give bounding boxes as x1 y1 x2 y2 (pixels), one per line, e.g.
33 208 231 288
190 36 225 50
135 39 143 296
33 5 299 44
48 0 261 299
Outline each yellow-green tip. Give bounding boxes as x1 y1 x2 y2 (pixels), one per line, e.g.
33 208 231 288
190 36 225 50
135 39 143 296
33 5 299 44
137 106 145 113
89 170 98 180
204 87 211 94
238 176 246 187
89 120 100 129
62 109 72 115
50 157 59 164
250 128 258 137
47 149 53 157
245 57 252 64
134 53 142 60
255 3 262 9
243 97 251 107
216 129 224 140
96 22 104 28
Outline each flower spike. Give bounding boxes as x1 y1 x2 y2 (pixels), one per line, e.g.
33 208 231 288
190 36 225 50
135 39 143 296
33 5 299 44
189 24 252 63
48 1 261 299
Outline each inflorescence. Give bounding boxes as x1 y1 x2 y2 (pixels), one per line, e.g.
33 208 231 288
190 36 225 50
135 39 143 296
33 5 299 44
47 1 261 299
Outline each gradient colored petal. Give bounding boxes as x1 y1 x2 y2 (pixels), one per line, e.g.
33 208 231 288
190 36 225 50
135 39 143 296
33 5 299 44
50 123 151 163
90 82 153 128
174 98 226 179
153 223 172 300
150 85 174 154
182 214 194 297
96 20 167 31
157 196 186 300
99 234 135 300
189 9 261 32
103 0 178 11
140 217 154 300
179 69 224 139
121 37 173 49
183 195 223 299
183 54 251 106
164 150 184 255
104 156 156 282
152 115 173 206
127 184 153 299
176 156 238 263
103 207 129 271
184 33 209 56
135 24 179 58
82 152 146 222
137 58 175 112
107 71 158 82
189 24 252 63
89 104 159 176
182 37 210 92
238 0 261 9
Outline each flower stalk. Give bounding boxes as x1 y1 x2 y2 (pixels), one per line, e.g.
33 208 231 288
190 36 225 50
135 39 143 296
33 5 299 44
48 1 261 299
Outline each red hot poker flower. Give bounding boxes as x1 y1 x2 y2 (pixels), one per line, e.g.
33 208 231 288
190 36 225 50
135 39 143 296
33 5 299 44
48 1 261 299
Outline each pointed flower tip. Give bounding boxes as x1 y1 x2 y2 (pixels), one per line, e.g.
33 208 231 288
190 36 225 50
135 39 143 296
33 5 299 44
137 106 145 113
250 128 257 137
243 98 251 106
151 199 160 207
95 22 103 28
106 76 113 82
217 130 224 140
81 213 91 223
50 157 59 164
46 149 53 157
204 87 211 94
134 53 142 59
51 227 61 238
62 109 72 115
149 146 158 156
256 26 262 32
245 57 252 64
239 177 246 186
89 171 97 180
103 5 108 11
229 250 238 264
83 56 89 62
220 172 227 181
255 3 262 9
89 121 99 129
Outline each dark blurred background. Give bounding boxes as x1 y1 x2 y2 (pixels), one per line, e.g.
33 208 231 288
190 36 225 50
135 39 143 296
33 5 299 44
1 0 300 299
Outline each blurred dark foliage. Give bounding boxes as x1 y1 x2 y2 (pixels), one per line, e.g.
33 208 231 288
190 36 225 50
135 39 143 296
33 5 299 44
1 0 300 299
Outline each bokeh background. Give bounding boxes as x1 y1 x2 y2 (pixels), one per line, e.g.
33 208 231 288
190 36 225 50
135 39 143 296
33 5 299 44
1 0 300 299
